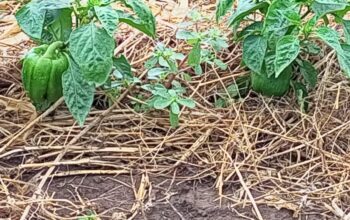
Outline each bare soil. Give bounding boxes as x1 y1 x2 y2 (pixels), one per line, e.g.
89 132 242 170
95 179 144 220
46 172 322 220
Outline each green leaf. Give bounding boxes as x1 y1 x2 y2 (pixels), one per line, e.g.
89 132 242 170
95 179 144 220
292 81 309 113
177 98 196 108
146 85 168 95
337 44 350 78
243 35 267 73
182 73 192 81
298 60 317 88
194 65 203 75
234 74 251 97
15 0 72 41
171 52 186 61
316 26 342 51
117 0 156 38
95 6 119 36
188 9 204 22
169 112 179 128
145 56 158 69
141 84 154 92
303 16 317 37
38 0 72 10
264 51 276 78
226 84 239 97
171 102 180 114
159 57 170 68
214 59 227 70
46 8 72 42
89 0 102 7
172 81 186 94
223 75 251 99
301 40 321 55
62 55 95 127
263 0 298 42
152 83 167 91
215 98 227 108
284 10 301 26
229 0 268 27
116 11 155 38
69 23 115 85
274 35 300 77
154 98 173 109
311 0 347 18
15 1 46 40
262 51 276 77
216 0 234 22
188 41 201 67
316 27 350 77
113 55 132 79
168 89 177 97
210 38 229 51
147 68 168 80
342 19 350 44
152 90 171 99
236 21 263 39
176 29 199 40
333 5 350 19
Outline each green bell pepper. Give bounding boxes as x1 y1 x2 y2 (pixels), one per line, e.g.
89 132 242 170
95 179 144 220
251 65 292 97
22 41 68 111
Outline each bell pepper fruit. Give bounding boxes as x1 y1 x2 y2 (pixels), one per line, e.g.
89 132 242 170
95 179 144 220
22 41 68 111
251 65 292 97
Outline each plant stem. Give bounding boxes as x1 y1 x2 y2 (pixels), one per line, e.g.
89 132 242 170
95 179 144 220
164 55 189 89
43 41 64 59
323 15 330 26
72 6 79 28
301 9 311 20
164 73 176 89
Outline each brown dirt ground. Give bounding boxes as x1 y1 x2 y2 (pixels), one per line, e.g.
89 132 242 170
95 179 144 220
47 173 322 220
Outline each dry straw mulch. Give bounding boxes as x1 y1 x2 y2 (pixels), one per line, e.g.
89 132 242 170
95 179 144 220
1 0 350 219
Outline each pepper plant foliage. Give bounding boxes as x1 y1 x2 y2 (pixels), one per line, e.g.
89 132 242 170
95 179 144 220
16 0 156 125
216 0 350 111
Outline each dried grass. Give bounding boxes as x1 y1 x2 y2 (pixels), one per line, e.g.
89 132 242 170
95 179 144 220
1 0 350 219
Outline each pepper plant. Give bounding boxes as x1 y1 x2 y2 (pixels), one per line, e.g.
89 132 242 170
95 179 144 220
16 0 156 125
145 43 186 81
216 0 350 112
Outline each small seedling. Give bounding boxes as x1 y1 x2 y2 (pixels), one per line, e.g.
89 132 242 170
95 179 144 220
176 10 229 75
142 82 196 127
145 43 185 80
78 210 98 220
214 74 250 108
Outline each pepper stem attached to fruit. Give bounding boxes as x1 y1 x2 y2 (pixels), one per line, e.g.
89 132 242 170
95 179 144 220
43 41 65 59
